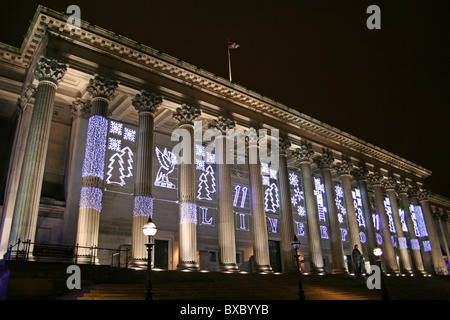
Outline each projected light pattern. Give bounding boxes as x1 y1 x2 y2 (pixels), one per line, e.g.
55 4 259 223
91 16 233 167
180 202 197 224
132 195 154 217
81 115 108 179
79 187 103 212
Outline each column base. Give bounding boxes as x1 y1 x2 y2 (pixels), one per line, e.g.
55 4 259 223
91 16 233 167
177 261 200 271
312 267 327 275
75 255 99 265
253 265 273 274
218 263 239 273
331 268 348 275
129 259 149 270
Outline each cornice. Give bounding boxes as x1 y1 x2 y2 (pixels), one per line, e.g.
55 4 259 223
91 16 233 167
0 5 432 180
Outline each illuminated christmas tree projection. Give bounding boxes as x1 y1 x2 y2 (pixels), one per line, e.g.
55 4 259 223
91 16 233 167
264 182 280 213
197 165 216 200
106 146 134 186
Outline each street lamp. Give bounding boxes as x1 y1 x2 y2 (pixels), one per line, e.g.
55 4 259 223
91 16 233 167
143 216 157 300
291 235 305 300
373 247 389 300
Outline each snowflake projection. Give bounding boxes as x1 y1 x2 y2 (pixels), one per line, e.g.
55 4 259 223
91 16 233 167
79 187 103 212
261 162 270 175
383 197 397 233
109 120 123 136
335 184 346 225
108 137 122 151
262 176 270 186
123 127 136 142
352 188 366 227
289 172 299 186
313 177 327 222
297 205 306 217
154 146 176 189
269 168 278 180
132 196 153 217
195 144 216 166
423 240 432 252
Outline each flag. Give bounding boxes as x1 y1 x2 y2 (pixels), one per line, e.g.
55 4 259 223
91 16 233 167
228 41 240 49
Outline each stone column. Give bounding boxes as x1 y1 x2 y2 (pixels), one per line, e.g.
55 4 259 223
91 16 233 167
417 189 447 275
396 181 425 274
335 160 363 261
277 138 297 273
313 151 347 274
0 87 35 256
368 172 399 274
173 104 201 270
382 177 413 274
351 166 378 265
209 116 238 271
8 57 67 254
247 129 272 273
292 141 326 275
62 99 91 246
75 75 118 261
433 209 450 270
129 90 162 269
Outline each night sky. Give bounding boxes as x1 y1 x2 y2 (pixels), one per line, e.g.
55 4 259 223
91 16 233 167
1 1 449 198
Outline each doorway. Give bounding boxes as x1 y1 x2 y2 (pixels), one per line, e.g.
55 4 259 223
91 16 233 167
154 239 169 270
268 241 282 273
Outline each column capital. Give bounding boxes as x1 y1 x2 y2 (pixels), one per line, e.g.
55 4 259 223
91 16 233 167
70 99 92 119
292 141 314 164
334 159 354 176
408 185 420 198
381 176 398 191
279 137 292 156
367 171 384 186
351 166 369 181
208 115 235 133
173 104 201 126
87 75 118 100
417 188 430 201
313 150 334 169
396 180 410 195
132 90 163 114
34 57 68 85
432 210 442 220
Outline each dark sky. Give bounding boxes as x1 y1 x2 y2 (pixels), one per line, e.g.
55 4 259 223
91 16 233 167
1 1 449 198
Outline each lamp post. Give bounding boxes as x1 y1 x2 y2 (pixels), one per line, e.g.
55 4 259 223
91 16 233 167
143 216 157 300
373 247 389 300
291 235 305 300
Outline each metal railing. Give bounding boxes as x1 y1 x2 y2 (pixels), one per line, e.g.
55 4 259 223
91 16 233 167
4 239 130 268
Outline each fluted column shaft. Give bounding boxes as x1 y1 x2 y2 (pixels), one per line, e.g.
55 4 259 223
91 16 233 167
129 91 162 268
398 190 425 274
248 142 272 273
315 153 346 274
418 192 447 275
370 176 399 274
8 57 67 255
385 187 413 274
352 168 378 265
76 76 117 261
278 139 296 273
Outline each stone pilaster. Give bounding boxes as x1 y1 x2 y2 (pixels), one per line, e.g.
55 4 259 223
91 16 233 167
382 177 413 274
367 172 399 274
417 189 447 275
351 166 378 265
129 90 162 269
173 104 201 270
247 129 272 273
292 141 326 274
335 160 363 266
397 181 426 274
433 209 450 265
209 116 238 271
314 151 347 274
278 137 297 273
75 75 118 261
8 57 67 256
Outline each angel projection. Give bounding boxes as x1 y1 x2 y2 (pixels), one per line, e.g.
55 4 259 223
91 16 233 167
154 147 177 189
106 146 134 186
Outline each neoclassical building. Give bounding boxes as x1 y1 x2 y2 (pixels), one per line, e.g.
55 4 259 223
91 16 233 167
0 6 449 275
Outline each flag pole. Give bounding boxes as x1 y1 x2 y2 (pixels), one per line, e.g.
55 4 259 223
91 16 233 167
227 40 232 82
